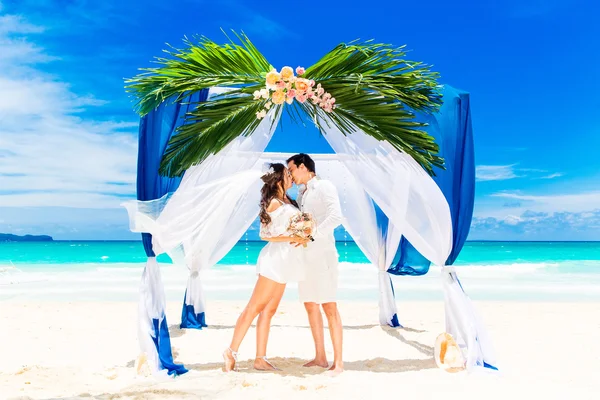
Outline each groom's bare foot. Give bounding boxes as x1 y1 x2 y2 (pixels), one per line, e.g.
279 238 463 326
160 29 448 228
254 357 279 371
325 364 344 376
303 358 329 368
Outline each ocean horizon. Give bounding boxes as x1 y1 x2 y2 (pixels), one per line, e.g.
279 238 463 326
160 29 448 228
2 240 600 303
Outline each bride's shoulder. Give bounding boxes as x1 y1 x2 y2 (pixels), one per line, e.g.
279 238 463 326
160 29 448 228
266 198 283 213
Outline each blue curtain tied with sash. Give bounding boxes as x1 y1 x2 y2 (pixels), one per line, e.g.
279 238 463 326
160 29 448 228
136 90 209 376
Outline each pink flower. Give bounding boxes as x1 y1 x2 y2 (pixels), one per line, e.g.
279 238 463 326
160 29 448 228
296 66 305 75
276 80 286 89
287 89 296 98
317 87 325 96
309 80 315 87
296 93 307 103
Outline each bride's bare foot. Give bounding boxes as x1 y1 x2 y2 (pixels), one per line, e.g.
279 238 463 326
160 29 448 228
303 358 329 368
254 357 279 371
223 348 237 372
325 364 344 376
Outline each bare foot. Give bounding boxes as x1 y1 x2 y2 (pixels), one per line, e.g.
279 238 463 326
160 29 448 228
303 358 329 368
223 348 237 372
254 357 279 371
324 364 344 376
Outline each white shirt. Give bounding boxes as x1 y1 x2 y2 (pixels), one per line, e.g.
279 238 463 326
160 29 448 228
298 176 343 256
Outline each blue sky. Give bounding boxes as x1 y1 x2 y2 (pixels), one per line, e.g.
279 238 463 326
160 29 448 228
0 0 599 241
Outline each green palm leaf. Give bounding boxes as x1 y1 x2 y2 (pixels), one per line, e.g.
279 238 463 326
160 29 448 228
126 31 271 115
126 32 276 176
304 41 444 174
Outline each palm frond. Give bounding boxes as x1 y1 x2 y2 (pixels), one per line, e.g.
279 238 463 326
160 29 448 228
125 31 271 115
305 41 441 112
304 41 444 174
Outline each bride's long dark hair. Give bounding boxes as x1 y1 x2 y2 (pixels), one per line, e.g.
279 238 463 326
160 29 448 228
259 163 297 225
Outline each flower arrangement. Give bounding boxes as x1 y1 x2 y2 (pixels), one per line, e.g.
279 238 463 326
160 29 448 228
254 66 336 119
288 212 316 247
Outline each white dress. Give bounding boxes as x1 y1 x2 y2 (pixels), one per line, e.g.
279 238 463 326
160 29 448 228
256 200 306 284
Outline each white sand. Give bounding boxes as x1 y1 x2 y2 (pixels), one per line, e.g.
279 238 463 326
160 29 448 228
1 300 599 399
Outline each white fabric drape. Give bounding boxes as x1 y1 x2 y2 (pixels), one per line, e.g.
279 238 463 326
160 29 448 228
123 101 281 326
315 117 495 371
138 257 168 376
123 109 279 269
317 116 453 266
442 266 498 371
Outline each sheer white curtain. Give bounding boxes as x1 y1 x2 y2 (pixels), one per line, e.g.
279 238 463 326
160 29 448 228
318 117 496 371
123 97 281 330
317 117 453 265
312 156 403 327
442 266 498 371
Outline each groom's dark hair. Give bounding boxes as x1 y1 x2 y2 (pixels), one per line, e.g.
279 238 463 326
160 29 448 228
287 153 316 173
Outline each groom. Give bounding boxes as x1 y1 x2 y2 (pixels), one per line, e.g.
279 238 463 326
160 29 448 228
287 153 344 374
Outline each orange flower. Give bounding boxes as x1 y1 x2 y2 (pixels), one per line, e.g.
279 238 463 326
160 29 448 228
295 79 309 92
271 90 286 104
266 70 281 89
280 66 294 81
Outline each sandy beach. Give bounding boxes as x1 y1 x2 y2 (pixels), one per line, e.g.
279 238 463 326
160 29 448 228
1 300 599 399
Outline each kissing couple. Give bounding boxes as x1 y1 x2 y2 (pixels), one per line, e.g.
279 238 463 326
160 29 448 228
223 153 344 375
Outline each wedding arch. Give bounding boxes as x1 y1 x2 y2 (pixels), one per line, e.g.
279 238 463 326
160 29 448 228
123 33 497 377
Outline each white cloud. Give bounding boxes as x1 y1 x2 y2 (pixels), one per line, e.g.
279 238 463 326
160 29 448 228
490 191 600 214
476 164 563 182
470 209 600 241
475 164 519 181
0 13 137 210
0 14 44 34
539 172 563 179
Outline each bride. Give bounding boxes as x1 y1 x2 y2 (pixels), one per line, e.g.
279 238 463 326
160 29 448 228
223 163 309 372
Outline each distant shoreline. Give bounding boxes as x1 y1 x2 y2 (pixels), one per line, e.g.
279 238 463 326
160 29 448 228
0 234 53 242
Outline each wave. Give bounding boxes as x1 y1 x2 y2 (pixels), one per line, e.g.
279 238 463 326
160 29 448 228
3 260 600 302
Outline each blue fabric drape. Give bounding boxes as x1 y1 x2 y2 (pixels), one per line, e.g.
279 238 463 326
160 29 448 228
388 85 475 275
137 90 210 256
136 90 209 375
180 289 207 329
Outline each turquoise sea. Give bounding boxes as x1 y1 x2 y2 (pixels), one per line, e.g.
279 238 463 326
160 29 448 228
1 241 600 302
2 240 600 266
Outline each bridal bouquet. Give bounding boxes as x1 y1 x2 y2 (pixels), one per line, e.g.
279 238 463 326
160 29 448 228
253 66 336 119
288 212 316 247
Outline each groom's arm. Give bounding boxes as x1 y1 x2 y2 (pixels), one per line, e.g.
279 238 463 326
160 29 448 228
312 181 343 240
